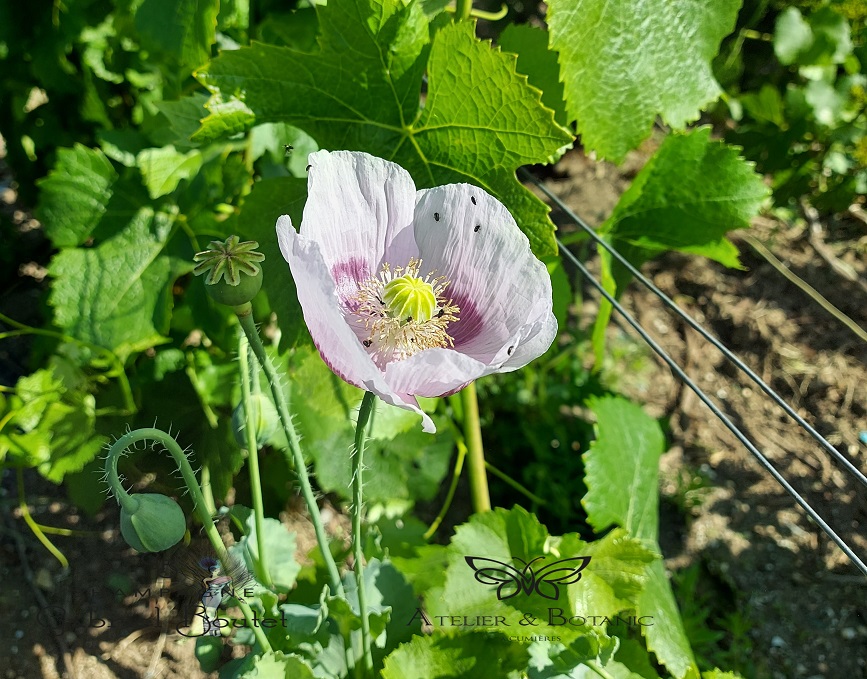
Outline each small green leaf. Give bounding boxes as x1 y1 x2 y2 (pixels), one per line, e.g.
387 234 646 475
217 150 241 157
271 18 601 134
36 144 117 248
582 396 665 542
232 515 301 592
191 97 256 144
155 93 211 148
137 146 203 199
135 0 219 69
592 128 768 359
548 0 740 161
774 6 852 67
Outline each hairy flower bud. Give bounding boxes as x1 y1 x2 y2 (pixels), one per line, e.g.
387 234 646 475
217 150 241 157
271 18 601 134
120 493 186 552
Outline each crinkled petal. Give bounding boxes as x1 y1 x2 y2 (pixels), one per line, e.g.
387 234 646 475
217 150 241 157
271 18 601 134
383 348 488 398
413 184 557 368
276 216 435 433
303 150 419 307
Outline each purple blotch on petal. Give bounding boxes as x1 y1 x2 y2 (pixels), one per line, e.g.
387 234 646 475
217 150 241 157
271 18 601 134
448 290 484 348
331 257 369 312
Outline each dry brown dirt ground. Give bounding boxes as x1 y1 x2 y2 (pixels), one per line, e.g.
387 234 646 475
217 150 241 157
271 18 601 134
2 144 867 679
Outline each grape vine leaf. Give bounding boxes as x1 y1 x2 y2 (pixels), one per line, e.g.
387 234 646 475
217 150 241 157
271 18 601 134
36 144 117 248
195 0 572 255
583 396 699 679
498 24 568 127
49 207 193 358
547 0 740 161
592 128 769 359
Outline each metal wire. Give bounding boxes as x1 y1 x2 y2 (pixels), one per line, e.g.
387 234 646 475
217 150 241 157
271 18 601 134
521 170 867 577
522 169 867 491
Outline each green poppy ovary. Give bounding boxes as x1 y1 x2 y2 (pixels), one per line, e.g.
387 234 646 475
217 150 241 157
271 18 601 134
382 274 438 323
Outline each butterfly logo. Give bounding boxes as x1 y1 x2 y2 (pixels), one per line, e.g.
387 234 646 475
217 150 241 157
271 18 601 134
464 555 591 600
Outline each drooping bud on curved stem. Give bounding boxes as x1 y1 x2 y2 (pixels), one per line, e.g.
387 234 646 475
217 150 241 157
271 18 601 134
103 428 272 652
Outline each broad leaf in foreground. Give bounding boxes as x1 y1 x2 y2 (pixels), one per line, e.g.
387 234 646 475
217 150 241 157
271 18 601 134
195 0 572 254
49 208 193 358
583 396 698 679
547 0 740 161
36 144 117 248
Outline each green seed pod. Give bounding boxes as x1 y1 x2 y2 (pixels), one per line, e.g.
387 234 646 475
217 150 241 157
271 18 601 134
232 394 279 448
193 236 265 307
120 493 186 552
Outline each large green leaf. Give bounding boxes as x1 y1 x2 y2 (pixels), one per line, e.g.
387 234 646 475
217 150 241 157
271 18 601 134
592 128 769 359
195 0 572 255
583 396 698 679
382 633 527 679
547 0 740 161
36 144 117 248
48 207 193 358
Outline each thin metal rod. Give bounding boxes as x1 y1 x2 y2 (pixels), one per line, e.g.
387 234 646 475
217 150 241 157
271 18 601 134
557 243 867 578
523 169 867 490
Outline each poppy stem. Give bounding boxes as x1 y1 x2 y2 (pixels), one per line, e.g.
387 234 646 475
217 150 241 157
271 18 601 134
234 304 345 597
461 382 491 513
238 333 273 588
353 391 376 676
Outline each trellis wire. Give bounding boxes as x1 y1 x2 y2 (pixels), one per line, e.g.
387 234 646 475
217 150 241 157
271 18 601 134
521 170 867 578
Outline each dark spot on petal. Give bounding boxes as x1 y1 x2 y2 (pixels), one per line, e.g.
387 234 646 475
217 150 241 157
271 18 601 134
306 164 312 171
471 196 476 205
363 339 372 348
434 212 440 222
507 345 515 356
474 224 481 233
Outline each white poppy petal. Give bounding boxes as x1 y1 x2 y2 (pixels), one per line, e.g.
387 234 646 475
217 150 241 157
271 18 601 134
384 348 488 398
276 216 435 433
413 184 557 366
303 150 419 308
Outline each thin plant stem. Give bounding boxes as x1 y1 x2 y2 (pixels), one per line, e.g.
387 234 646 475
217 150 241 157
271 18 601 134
233 303 344 596
424 437 467 540
353 392 376 676
16 468 69 568
461 382 491 513
484 461 546 506
455 0 472 21
200 462 217 516
238 334 272 588
104 428 272 653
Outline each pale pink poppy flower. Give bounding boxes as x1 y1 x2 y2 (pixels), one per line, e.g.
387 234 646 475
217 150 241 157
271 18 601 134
276 151 556 433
